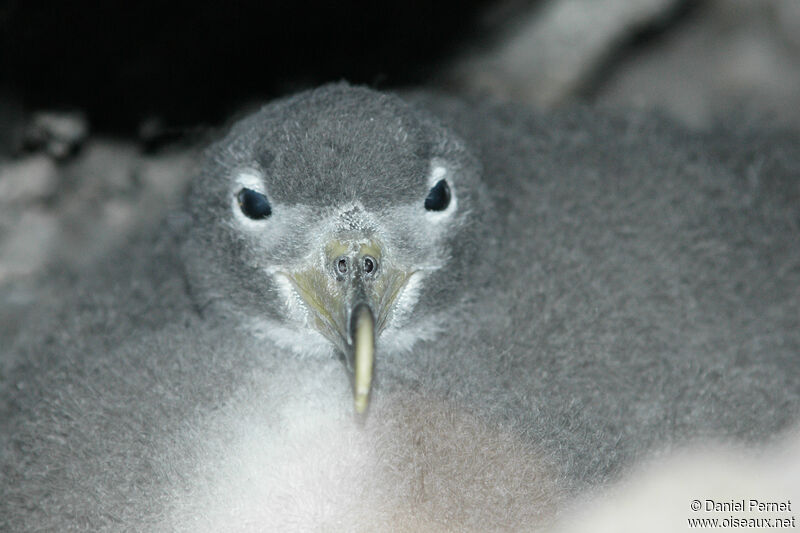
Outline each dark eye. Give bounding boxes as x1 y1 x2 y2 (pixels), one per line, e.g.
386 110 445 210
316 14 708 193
237 188 272 220
424 179 451 212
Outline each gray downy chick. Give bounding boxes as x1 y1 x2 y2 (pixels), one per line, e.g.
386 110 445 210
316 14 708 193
2 83 799 531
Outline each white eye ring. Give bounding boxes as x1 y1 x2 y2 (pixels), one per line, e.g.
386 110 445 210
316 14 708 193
429 164 447 184
234 169 266 192
232 169 271 226
425 161 457 219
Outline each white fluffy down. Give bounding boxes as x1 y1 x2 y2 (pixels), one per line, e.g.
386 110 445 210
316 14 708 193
160 352 800 532
164 353 800 533
163 358 559 532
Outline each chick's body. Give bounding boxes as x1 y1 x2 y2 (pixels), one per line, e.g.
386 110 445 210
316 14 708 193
1 84 799 531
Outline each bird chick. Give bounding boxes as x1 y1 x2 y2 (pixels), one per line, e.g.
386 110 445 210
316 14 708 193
2 83 799 531
181 84 488 413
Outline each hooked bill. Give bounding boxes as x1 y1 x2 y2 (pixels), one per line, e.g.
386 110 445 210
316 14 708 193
352 303 375 414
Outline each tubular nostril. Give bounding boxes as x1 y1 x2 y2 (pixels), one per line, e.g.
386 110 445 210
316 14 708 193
336 257 348 275
362 256 377 276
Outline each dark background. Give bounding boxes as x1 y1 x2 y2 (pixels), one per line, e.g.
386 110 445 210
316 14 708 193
0 0 497 132
4 0 799 135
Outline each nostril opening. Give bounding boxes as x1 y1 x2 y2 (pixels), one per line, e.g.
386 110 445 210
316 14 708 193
337 257 348 274
363 256 376 275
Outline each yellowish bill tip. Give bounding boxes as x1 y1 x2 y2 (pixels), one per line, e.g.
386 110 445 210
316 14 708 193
353 305 375 414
